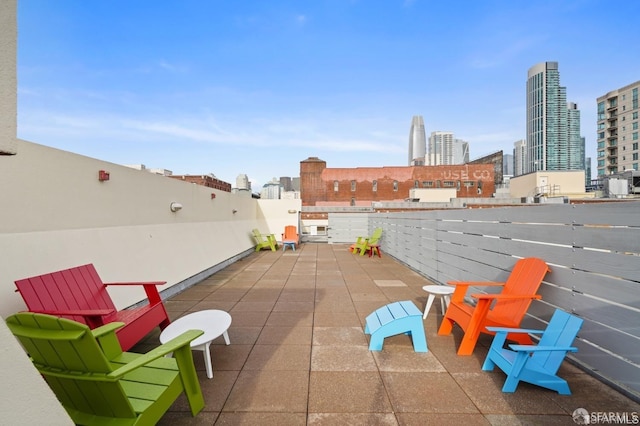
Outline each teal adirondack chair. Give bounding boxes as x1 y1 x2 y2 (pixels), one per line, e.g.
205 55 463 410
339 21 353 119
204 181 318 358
6 312 205 425
482 309 583 395
350 227 382 256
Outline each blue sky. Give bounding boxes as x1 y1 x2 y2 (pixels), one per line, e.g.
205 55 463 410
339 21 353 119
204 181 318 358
17 0 640 188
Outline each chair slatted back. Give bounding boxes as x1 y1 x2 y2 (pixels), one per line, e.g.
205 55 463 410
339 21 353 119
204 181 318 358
283 225 299 243
491 258 549 323
15 264 116 325
6 312 135 419
531 309 583 374
368 227 383 245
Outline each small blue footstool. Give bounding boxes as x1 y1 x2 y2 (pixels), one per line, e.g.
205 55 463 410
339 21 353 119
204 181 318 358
364 300 427 352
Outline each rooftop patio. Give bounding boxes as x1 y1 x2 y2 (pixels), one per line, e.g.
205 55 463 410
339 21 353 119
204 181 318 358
130 243 639 425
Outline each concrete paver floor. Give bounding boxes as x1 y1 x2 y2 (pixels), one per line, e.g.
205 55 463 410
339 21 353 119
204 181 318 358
132 243 639 425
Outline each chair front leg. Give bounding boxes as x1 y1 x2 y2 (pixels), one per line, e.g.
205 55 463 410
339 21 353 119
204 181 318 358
173 344 205 416
457 298 492 355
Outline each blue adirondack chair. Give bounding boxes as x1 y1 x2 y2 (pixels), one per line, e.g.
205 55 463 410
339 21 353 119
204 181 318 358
481 309 583 395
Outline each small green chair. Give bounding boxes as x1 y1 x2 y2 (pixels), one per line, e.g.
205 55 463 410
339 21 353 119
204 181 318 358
6 312 205 425
252 228 278 251
350 227 383 256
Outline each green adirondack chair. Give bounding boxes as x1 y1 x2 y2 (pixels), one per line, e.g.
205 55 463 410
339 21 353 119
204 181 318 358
6 312 205 425
350 227 383 256
252 228 277 251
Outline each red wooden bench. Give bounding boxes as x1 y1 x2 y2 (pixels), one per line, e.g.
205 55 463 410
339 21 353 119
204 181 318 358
14 263 171 351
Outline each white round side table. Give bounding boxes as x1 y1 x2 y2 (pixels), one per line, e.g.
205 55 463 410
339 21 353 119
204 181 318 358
159 309 232 379
422 285 455 319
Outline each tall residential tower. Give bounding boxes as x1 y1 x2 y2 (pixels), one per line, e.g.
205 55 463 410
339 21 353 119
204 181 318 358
596 80 640 175
526 62 584 174
408 115 426 165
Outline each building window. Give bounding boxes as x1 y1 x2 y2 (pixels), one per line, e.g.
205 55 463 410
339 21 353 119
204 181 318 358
463 181 475 187
633 143 638 150
393 180 398 191
634 132 639 141
442 180 456 187
414 180 419 188
372 180 377 192
422 181 434 187
351 180 356 191
350 197 356 206
633 112 639 119
633 122 639 130
633 153 639 161
333 181 339 192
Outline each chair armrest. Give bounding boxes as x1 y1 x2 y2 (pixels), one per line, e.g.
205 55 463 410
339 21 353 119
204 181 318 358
91 322 125 338
448 281 505 303
448 281 505 287
30 308 115 317
104 281 166 287
509 344 578 353
486 326 544 334
472 293 542 301
108 329 204 379
105 281 167 305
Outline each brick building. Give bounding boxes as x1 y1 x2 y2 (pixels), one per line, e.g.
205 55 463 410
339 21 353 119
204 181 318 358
300 157 495 206
169 174 232 192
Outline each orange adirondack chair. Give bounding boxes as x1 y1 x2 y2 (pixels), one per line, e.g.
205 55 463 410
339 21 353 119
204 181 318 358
281 225 300 245
437 257 550 355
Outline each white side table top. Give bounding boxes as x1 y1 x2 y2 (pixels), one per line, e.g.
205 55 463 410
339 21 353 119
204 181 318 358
422 285 454 295
159 309 232 347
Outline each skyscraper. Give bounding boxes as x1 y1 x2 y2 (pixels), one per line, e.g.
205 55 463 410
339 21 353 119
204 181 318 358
527 62 567 172
513 139 526 176
426 131 467 165
427 131 451 165
453 139 470 164
567 103 585 170
503 153 514 177
526 62 585 173
408 115 426 165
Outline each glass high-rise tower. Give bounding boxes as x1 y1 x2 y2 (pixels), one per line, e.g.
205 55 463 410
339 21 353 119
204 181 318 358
527 62 565 172
408 115 426 165
526 62 584 174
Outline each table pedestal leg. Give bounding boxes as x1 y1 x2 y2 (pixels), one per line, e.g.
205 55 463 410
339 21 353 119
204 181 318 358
423 294 436 319
203 343 213 379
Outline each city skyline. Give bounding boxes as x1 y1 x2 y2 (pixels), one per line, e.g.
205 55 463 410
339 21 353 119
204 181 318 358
16 1 640 188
